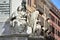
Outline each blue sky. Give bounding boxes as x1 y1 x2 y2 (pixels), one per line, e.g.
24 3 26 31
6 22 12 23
51 0 60 9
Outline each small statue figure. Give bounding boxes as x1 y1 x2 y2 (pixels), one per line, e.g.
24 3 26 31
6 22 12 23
10 0 27 34
30 10 39 33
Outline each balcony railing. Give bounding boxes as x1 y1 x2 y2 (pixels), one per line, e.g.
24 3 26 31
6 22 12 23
48 2 60 19
50 8 60 19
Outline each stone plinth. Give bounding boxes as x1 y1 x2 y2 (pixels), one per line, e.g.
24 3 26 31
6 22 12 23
0 33 29 40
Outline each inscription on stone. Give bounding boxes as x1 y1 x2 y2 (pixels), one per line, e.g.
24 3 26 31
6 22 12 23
0 0 10 17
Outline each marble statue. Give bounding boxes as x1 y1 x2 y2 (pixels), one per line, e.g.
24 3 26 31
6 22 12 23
10 0 32 34
10 0 27 34
30 10 39 32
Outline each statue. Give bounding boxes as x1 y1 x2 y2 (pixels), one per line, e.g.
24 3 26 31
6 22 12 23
27 10 42 35
10 0 27 34
30 10 39 33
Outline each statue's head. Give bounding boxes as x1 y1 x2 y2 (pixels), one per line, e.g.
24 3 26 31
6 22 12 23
17 0 26 12
17 5 22 12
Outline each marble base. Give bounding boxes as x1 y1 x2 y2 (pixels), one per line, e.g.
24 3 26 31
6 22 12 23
0 34 29 40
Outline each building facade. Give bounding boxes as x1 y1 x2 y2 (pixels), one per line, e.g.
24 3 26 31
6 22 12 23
48 3 60 40
27 0 60 40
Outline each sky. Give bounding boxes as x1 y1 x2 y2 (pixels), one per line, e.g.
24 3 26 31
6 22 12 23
51 0 60 9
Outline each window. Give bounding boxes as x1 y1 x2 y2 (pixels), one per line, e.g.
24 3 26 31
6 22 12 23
50 25 55 34
55 30 58 35
50 14 55 22
58 31 60 37
58 21 60 26
28 0 31 6
52 27 55 34
55 19 57 24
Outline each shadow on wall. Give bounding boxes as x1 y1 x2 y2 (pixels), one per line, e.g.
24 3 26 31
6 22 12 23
2 18 11 35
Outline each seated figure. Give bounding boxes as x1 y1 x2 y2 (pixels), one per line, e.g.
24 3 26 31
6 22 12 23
10 5 27 34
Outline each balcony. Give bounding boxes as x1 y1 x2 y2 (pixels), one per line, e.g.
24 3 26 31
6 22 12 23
49 3 60 19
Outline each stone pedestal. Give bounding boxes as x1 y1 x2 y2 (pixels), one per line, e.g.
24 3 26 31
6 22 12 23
0 33 29 40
